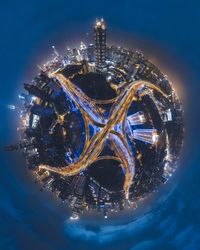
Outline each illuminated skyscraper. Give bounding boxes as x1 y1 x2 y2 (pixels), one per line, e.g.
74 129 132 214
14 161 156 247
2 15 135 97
133 129 159 144
127 111 146 126
94 18 106 71
87 44 95 62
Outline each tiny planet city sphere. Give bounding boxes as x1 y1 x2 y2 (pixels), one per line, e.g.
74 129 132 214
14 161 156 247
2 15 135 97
6 19 184 220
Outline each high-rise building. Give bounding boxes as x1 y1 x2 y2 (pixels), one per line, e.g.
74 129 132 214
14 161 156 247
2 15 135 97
127 111 146 126
133 129 159 144
94 18 106 71
87 44 95 62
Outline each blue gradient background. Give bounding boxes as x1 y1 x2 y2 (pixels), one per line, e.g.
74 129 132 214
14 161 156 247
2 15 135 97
0 0 200 249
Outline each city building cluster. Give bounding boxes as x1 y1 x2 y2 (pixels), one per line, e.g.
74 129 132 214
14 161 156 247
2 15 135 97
5 19 184 219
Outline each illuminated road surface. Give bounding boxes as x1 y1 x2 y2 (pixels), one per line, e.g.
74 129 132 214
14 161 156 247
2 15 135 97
39 72 168 199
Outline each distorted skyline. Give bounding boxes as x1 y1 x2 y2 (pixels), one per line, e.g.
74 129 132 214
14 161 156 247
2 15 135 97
0 1 200 249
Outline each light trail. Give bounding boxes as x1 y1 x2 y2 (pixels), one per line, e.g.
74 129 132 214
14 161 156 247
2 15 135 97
51 73 105 126
109 132 135 199
39 72 168 199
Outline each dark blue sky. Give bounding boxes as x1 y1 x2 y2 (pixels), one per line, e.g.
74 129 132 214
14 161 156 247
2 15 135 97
0 0 200 249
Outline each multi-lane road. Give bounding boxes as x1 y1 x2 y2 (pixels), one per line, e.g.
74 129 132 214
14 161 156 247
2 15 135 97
39 72 168 199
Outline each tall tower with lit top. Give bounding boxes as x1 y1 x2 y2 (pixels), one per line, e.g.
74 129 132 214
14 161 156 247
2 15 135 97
94 18 106 71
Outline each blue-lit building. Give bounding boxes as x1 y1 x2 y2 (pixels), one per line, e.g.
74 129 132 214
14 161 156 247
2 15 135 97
133 129 159 144
127 111 146 126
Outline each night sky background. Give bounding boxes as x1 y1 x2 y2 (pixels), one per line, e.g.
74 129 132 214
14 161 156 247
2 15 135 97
0 0 200 249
